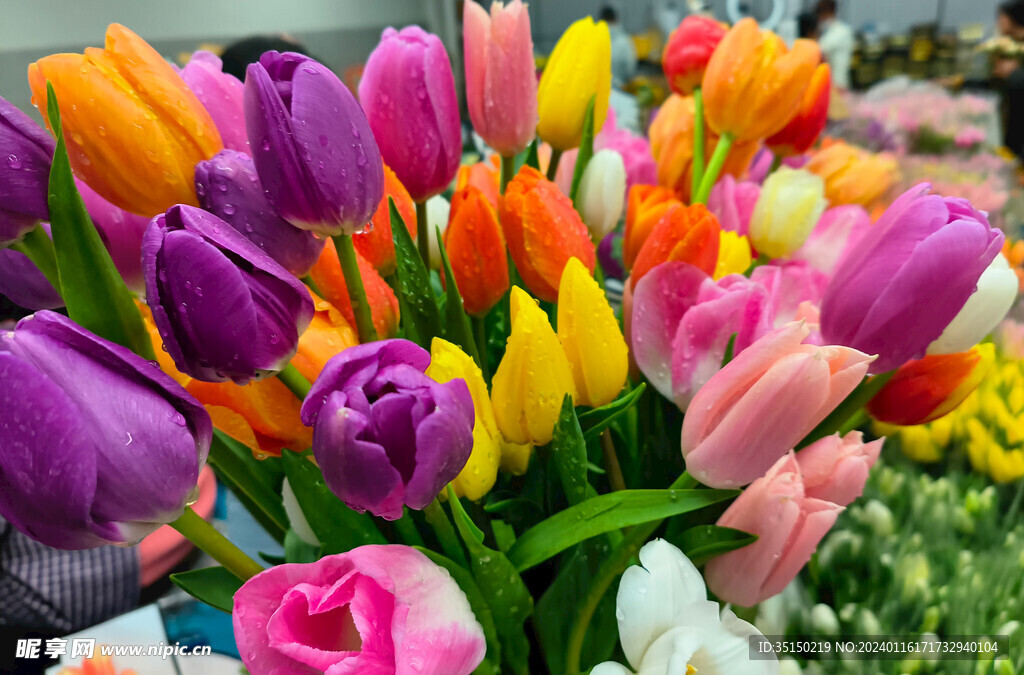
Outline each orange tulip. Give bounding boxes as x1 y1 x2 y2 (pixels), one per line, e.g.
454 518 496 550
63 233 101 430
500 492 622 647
1004 239 1024 291
766 63 831 157
624 184 681 270
444 185 509 316
310 239 400 338
456 158 501 209
702 18 820 143
291 292 360 382
630 203 720 288
58 654 138 675
804 139 897 208
499 165 595 302
352 163 417 276
28 24 222 217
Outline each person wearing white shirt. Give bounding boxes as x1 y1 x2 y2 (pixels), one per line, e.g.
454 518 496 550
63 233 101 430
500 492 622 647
816 0 855 89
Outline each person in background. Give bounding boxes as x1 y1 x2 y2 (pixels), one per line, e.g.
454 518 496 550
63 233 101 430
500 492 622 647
602 6 637 89
219 35 314 81
817 0 854 90
993 1 1024 160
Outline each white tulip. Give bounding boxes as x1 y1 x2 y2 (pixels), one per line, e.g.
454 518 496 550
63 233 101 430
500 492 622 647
577 149 627 241
426 194 451 270
928 253 1018 355
281 477 320 547
749 167 827 259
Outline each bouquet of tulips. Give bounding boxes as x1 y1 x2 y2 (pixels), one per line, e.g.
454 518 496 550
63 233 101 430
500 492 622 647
0 6 1017 675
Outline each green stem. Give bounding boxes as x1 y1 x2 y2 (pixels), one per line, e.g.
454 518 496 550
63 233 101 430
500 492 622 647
12 224 60 292
277 363 312 401
564 471 697 673
169 506 264 581
416 200 430 268
769 153 783 175
601 429 626 492
301 274 323 298
546 148 564 182
693 132 735 205
691 87 705 201
472 316 490 381
799 370 897 449
393 508 426 547
500 154 516 195
424 498 468 568
332 233 378 343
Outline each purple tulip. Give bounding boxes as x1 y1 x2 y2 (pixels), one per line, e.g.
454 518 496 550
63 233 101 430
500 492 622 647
142 204 314 383
359 26 462 202
195 149 326 277
0 223 62 310
0 311 212 549
821 184 1004 372
76 179 150 294
245 52 384 236
1 96 54 246
180 51 248 152
300 339 475 520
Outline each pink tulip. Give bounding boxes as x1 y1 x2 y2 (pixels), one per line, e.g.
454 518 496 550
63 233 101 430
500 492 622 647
792 205 871 277
797 431 883 506
233 545 486 674
681 322 873 488
463 0 537 157
76 178 150 294
750 261 830 327
704 452 843 607
707 175 760 237
180 51 248 152
631 261 774 409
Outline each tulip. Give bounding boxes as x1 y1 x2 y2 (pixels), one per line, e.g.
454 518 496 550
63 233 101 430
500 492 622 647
74 179 150 294
662 16 727 96
310 238 400 339
233 545 486 674
927 253 1018 355
142 204 314 383
797 431 882 506
444 185 509 316
290 292 360 382
750 261 830 327
500 166 595 302
804 141 896 208
0 95 54 245
765 63 832 157
792 204 870 277
707 174 760 237
681 322 873 487
246 51 383 236
426 194 452 270
464 0 538 156
629 203 720 289
456 160 501 209
0 223 61 310
28 24 222 217
180 50 248 152
631 261 774 409
594 109 659 199
194 149 325 277
702 18 821 143
577 149 627 240
623 184 680 270
748 167 827 259
359 26 462 202
558 257 629 408
492 287 577 445
301 339 475 519
714 230 753 280
820 184 1004 373
353 163 417 276
867 344 994 426
0 311 211 549
537 17 612 151
591 539 774 674
704 452 843 607
426 338 501 499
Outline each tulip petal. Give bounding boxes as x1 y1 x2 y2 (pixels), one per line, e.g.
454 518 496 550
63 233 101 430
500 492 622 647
406 379 475 509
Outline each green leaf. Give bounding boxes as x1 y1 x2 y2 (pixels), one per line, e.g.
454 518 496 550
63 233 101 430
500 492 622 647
722 332 738 367
390 198 441 348
578 383 647 441
44 82 153 359
436 227 481 366
284 529 321 564
507 487 738 572
492 520 517 554
524 138 541 171
207 431 288 544
672 525 757 566
169 566 242 614
281 450 386 553
552 395 595 506
569 96 597 205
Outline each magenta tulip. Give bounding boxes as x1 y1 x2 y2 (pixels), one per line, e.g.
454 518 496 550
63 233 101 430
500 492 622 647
750 261 829 328
792 205 870 277
180 51 248 152
707 174 760 237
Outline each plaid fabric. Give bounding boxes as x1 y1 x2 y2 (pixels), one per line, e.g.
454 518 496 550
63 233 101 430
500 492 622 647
0 518 140 633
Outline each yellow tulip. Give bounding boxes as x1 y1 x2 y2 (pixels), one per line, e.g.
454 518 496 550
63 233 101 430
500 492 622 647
426 338 501 500
492 286 577 445
557 257 628 407
537 17 611 150
899 425 943 463
748 167 827 259
714 231 753 280
988 445 1024 483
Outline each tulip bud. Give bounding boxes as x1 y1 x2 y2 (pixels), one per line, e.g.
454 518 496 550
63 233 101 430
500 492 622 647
246 51 383 236
927 254 1018 355
662 16 727 96
630 203 720 289
142 204 314 383
714 230 753 280
353 163 417 276
301 340 475 519
805 141 897 208
0 245 61 310
797 431 882 506
624 184 681 270
0 311 212 549
180 51 248 152
195 149 325 277
426 195 452 270
0 96 54 245
766 63 831 157
537 17 612 151
456 161 501 209
359 26 462 202
577 149 627 240
444 186 509 316
310 238 400 339
792 205 870 277
748 167 827 259
707 175 760 237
